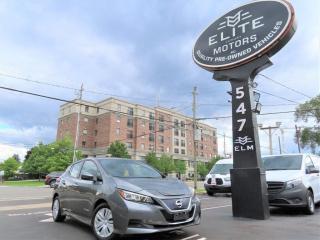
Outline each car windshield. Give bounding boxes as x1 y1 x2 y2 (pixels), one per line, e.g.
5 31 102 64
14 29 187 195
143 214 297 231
98 159 162 178
210 164 233 175
262 155 302 171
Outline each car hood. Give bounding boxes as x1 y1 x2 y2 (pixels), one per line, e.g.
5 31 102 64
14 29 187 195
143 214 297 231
113 177 191 197
266 170 302 182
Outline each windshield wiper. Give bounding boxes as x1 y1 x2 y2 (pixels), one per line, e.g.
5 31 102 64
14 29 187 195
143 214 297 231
266 168 289 171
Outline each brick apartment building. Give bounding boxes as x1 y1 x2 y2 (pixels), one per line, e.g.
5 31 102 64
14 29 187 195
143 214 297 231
56 98 218 176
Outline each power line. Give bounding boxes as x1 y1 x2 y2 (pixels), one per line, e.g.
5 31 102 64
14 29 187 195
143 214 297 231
258 74 312 99
256 89 301 104
0 85 189 126
0 72 192 105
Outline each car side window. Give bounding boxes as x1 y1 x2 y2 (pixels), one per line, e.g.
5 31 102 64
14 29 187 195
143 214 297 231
80 161 102 179
70 161 83 178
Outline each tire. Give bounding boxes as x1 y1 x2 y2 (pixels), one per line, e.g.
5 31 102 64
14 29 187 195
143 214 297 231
49 180 56 188
92 203 116 240
206 190 215 196
52 197 66 222
305 190 315 215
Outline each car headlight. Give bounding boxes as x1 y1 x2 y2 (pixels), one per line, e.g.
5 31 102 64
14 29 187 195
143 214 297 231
189 186 195 196
118 189 154 204
224 176 231 181
285 179 302 190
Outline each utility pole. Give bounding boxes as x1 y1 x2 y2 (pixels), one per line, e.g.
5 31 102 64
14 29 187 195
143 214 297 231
278 135 282 154
192 86 198 191
223 133 226 157
259 122 281 155
73 83 84 162
295 125 301 153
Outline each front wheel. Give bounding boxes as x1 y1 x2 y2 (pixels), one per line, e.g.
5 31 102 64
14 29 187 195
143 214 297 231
92 203 116 240
206 190 215 196
52 197 66 222
305 190 315 215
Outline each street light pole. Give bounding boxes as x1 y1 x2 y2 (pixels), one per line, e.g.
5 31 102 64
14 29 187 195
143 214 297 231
192 86 198 191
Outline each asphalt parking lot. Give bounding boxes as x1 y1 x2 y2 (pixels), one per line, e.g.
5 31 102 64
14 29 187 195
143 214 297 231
0 186 319 240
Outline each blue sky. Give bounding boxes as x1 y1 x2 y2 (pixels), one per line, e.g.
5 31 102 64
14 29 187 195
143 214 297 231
0 0 319 161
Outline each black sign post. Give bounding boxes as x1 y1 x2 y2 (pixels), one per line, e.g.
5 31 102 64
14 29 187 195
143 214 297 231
193 0 296 219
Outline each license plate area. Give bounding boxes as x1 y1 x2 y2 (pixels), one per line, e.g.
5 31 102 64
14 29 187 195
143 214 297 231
173 211 189 221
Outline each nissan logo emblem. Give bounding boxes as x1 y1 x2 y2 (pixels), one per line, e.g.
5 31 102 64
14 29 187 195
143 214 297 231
175 199 183 208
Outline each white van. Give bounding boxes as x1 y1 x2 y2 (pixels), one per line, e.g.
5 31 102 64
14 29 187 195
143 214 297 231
204 159 233 196
205 154 320 214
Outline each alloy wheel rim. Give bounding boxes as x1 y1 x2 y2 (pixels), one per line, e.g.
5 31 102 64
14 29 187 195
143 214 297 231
52 199 59 219
308 196 314 212
94 208 114 238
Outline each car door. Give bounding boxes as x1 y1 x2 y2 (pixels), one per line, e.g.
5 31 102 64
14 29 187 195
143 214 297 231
305 156 320 202
61 161 83 213
76 160 103 220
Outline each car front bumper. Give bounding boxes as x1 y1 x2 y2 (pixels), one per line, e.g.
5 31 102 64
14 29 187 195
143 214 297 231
115 196 201 235
268 184 308 207
204 183 231 193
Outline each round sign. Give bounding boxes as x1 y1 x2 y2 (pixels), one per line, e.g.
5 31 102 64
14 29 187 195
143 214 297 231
193 0 296 71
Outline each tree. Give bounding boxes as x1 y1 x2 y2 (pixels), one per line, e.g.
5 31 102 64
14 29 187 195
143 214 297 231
22 137 81 176
174 160 186 175
12 154 20 163
145 152 158 168
159 154 175 174
197 162 209 178
1 157 20 178
107 141 130 158
295 95 320 152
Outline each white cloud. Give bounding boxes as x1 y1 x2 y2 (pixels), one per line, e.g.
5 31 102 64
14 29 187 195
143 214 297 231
0 144 27 162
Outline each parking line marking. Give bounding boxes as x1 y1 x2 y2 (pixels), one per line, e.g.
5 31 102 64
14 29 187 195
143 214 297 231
179 234 200 240
0 202 51 211
40 217 53 223
197 238 207 240
8 211 50 217
202 204 232 211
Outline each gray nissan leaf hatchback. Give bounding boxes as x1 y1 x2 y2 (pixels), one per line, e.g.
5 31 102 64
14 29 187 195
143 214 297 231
52 158 201 240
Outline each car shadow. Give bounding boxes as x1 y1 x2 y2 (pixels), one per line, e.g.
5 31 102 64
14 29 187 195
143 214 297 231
270 204 320 216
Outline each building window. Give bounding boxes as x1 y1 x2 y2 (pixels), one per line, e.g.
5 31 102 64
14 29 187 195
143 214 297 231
149 112 155 120
127 130 133 139
60 119 63 124
180 121 185 128
94 142 97 148
174 148 179 154
94 130 98 136
181 129 185 137
83 129 88 135
141 119 146 127
82 141 86 147
141 143 145 150
116 128 120 135
149 133 155 142
127 118 133 128
200 152 204 157
96 118 99 124
116 113 121 122
212 131 216 137
159 115 164 122
149 122 155 131
181 140 185 147
181 149 186 155
159 124 164 132
159 146 164 152
174 138 179 146
159 135 164 144
85 106 89 112
128 107 134 116
174 119 179 127
84 117 88 122
149 144 154 151
200 144 204 150
213 138 217 144
174 128 179 136
96 107 99 114
117 104 121 112
127 142 133 149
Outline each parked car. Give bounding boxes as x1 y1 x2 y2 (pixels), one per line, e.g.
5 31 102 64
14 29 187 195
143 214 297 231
204 158 233 195
45 171 64 188
52 158 201 240
263 154 320 214
204 154 320 214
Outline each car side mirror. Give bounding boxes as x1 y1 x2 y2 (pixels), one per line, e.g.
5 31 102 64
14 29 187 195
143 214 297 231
81 173 97 182
306 167 319 174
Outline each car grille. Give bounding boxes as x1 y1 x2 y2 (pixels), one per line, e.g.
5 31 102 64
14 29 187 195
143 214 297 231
216 178 223 185
161 197 190 211
207 178 212 184
267 181 285 194
161 206 195 223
